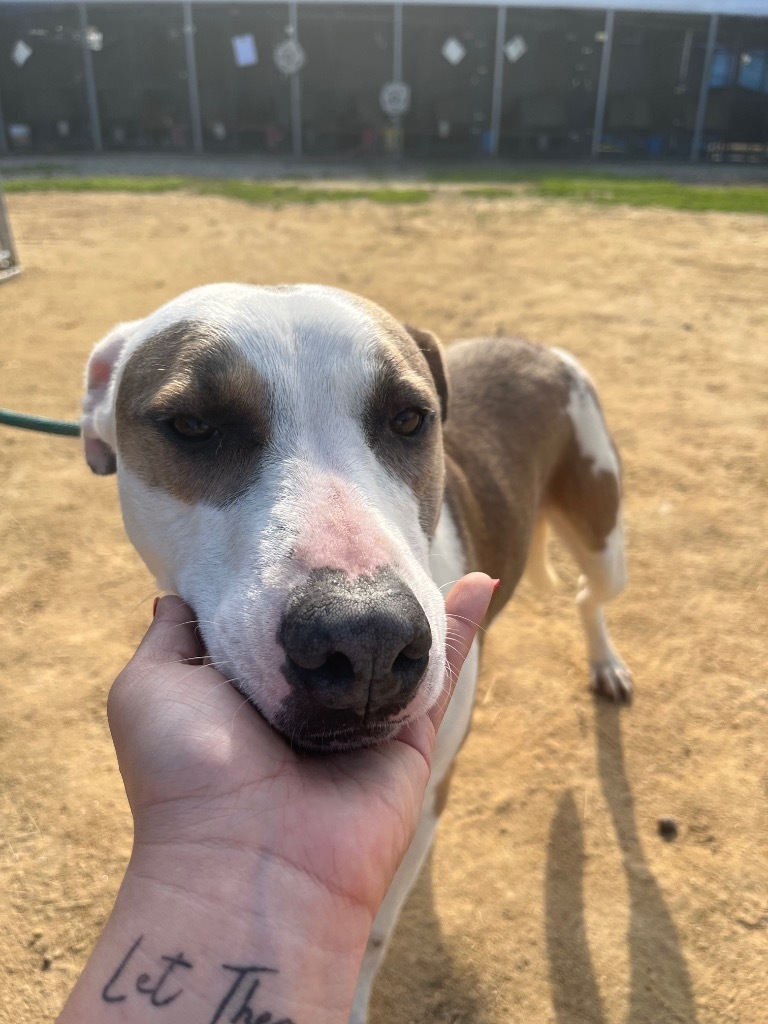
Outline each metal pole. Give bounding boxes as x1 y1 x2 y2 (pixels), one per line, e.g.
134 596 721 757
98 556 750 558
289 1 302 159
678 27 693 89
393 2 403 80
489 5 506 158
78 1 102 152
0 88 8 155
590 9 614 159
0 187 21 281
183 1 204 154
393 2 403 156
691 13 719 162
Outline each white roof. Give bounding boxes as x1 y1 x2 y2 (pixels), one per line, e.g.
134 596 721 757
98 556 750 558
4 0 768 14
503 0 765 11
497 0 766 11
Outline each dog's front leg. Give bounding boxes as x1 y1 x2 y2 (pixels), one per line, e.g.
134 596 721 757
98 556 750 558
349 791 444 1024
349 640 480 1023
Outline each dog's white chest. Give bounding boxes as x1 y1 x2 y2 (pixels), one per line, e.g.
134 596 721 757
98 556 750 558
429 503 479 781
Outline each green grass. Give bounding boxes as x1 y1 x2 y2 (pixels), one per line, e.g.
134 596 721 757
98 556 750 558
195 179 430 204
3 176 188 194
3 176 430 205
531 175 768 214
5 171 768 214
460 186 526 199
448 170 768 214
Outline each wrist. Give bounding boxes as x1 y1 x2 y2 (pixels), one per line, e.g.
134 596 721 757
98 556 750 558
59 838 373 1024
127 836 374 957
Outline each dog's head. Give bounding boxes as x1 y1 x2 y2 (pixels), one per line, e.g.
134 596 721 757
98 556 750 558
82 284 450 750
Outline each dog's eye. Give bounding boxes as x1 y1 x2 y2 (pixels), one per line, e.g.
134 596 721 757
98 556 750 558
169 416 217 441
390 408 425 437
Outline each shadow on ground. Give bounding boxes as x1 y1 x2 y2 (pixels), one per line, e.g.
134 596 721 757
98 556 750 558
546 704 698 1024
372 850 487 1023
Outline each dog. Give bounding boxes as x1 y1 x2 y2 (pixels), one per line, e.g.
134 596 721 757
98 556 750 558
81 283 631 1022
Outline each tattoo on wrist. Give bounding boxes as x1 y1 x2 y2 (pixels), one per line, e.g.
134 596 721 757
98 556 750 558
101 936 295 1023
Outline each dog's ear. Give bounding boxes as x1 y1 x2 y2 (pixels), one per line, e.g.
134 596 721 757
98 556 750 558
404 324 449 422
81 321 137 475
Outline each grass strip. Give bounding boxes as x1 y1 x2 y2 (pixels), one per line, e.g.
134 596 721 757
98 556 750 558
454 171 768 214
3 176 430 205
5 172 768 214
195 179 430 204
532 176 768 214
3 176 188 194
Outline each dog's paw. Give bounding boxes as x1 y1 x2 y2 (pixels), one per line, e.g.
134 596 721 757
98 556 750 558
590 655 633 703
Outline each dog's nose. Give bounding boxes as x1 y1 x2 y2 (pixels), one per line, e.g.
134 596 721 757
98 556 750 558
278 567 432 717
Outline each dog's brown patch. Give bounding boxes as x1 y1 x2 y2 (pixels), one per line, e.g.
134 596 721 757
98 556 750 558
116 320 272 507
548 438 622 552
443 339 572 589
354 300 447 537
442 338 621 621
403 324 449 421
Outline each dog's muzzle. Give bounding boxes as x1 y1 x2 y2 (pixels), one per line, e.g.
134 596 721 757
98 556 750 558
277 566 432 749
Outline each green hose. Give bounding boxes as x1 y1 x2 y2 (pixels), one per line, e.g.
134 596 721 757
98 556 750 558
0 408 81 437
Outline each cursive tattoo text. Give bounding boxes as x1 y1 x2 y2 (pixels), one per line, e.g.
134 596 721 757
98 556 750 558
101 937 295 1023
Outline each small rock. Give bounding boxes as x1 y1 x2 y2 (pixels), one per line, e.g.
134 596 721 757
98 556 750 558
658 817 679 841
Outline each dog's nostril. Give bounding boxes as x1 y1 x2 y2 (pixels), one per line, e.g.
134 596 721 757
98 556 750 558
320 652 355 684
393 650 427 676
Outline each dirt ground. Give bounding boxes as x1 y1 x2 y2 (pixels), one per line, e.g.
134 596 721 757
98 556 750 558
0 190 766 1024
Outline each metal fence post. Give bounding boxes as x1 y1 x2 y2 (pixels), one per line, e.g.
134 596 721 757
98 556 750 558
0 89 7 155
78 1 103 152
0 185 21 281
489 5 507 158
691 13 719 162
183 1 204 154
393 2 403 81
590 9 614 159
392 2 404 156
289 1 302 159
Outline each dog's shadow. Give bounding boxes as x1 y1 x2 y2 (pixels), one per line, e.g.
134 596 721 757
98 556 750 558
371 850 486 1023
546 703 698 1024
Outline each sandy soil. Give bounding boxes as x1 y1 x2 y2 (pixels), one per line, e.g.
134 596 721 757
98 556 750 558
0 190 766 1024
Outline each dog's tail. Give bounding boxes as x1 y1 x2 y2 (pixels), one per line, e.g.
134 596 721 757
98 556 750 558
523 515 559 592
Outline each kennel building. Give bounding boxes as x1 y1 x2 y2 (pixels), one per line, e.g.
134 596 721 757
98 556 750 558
1 0 767 161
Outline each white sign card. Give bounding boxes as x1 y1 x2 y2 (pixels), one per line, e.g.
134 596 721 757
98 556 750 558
442 37 466 67
232 34 258 68
505 36 528 64
12 40 33 67
380 81 411 117
274 38 306 75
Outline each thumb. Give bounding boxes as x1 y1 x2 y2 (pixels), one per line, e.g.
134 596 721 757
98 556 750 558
107 595 204 736
428 572 495 732
131 595 205 668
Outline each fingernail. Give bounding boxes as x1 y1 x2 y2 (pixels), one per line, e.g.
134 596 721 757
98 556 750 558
152 597 159 618
492 579 501 592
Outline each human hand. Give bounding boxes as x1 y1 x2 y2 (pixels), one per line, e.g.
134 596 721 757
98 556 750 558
108 573 494 923
58 574 493 1024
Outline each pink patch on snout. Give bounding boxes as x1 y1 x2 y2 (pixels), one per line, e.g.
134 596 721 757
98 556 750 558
293 480 391 577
